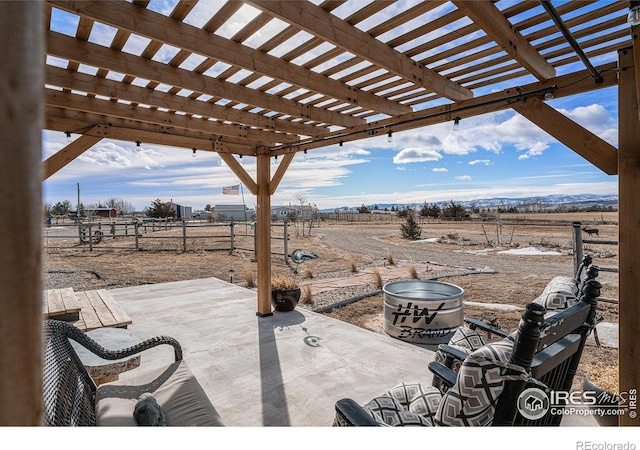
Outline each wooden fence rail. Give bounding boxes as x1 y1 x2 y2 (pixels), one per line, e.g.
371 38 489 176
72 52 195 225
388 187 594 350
572 221 618 274
44 219 292 262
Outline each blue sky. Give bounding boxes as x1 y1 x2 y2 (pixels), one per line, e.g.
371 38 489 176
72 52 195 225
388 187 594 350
43 1 620 212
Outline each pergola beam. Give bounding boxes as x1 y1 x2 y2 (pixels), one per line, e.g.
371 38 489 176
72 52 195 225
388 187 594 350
270 153 296 196
452 1 555 81
0 0 44 426
46 65 329 137
215 142 258 195
43 132 103 180
49 0 409 117
45 108 258 155
270 63 618 155
46 31 364 129
511 97 618 175
45 89 296 146
618 46 640 427
248 0 474 102
255 148 272 317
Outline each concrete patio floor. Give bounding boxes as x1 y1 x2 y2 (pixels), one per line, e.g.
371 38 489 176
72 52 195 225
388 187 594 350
107 276 597 427
108 277 437 427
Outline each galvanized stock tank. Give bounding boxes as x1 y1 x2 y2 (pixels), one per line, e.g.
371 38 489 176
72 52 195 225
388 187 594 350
383 280 464 348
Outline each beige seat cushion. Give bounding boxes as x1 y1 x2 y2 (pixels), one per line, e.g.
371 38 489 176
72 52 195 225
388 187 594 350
96 360 224 426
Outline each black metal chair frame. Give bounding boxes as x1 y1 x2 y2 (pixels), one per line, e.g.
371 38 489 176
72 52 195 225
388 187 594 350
334 260 602 427
43 319 182 426
430 277 602 426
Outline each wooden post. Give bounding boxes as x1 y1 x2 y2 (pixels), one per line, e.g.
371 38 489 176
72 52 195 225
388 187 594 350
256 150 273 316
182 219 187 252
618 47 640 426
572 221 583 275
283 219 289 264
88 222 93 251
0 1 44 425
134 221 140 251
229 222 235 254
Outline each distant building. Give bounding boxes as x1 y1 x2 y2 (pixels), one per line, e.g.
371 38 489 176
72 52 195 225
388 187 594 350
271 205 298 220
194 210 211 220
271 205 315 220
92 208 117 218
214 204 255 221
169 202 192 220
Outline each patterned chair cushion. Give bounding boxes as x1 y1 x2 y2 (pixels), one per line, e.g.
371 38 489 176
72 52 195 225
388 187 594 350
364 395 431 426
433 326 488 372
362 382 442 427
386 382 442 426
449 325 489 350
533 276 578 311
434 336 528 426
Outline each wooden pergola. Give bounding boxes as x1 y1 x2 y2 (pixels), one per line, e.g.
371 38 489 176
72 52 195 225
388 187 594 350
1 0 639 425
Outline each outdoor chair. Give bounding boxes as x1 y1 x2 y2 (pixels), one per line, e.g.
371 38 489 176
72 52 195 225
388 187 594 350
334 302 547 426
433 254 601 373
43 319 224 426
333 272 602 427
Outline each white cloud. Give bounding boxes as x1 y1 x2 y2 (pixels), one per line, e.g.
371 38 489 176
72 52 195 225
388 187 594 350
455 175 472 181
561 103 618 146
386 102 618 164
393 147 442 164
469 159 492 166
432 167 448 172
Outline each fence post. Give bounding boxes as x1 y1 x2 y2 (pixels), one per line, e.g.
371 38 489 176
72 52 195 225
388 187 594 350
572 221 583 275
134 221 140 251
88 222 93 252
182 219 187 252
283 219 289 263
229 221 235 254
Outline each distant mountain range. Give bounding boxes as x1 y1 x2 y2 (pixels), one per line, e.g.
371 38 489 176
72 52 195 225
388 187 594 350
321 193 618 212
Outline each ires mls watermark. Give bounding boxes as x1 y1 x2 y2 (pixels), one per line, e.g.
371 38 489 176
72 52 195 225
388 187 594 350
516 386 638 421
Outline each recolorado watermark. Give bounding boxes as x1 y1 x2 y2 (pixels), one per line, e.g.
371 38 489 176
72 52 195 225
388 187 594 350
516 386 638 421
576 442 636 450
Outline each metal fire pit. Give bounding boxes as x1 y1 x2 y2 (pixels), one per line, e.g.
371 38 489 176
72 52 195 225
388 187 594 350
383 280 464 348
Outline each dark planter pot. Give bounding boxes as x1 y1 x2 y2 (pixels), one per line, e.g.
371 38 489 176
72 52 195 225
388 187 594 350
583 375 619 427
271 288 301 312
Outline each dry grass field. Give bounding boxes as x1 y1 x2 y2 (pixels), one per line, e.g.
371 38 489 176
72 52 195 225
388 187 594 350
44 211 619 393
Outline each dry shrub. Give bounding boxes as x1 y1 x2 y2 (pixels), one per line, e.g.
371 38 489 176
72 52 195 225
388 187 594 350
348 256 358 273
386 251 394 266
584 361 619 393
302 284 314 305
303 268 314 279
243 268 256 288
271 274 298 290
372 267 383 289
408 265 418 279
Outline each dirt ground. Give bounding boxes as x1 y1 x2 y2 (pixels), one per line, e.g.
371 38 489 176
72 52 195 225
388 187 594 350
43 211 620 393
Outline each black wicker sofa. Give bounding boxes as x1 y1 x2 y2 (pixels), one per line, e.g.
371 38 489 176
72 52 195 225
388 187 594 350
43 319 224 426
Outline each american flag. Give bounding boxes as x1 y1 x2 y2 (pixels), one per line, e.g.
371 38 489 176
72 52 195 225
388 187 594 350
222 184 240 195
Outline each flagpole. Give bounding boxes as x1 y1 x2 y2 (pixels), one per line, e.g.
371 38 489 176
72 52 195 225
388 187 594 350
241 184 247 233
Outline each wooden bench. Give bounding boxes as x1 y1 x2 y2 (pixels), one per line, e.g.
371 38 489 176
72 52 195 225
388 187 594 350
43 288 132 331
73 289 132 331
43 288 81 322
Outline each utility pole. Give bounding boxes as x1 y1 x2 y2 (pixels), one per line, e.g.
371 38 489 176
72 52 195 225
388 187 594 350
77 182 80 215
